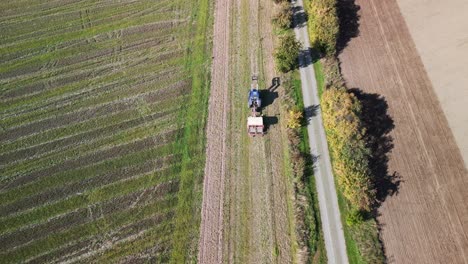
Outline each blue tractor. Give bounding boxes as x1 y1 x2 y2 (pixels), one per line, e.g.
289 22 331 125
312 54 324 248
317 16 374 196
248 75 261 114
248 89 261 109
247 75 264 136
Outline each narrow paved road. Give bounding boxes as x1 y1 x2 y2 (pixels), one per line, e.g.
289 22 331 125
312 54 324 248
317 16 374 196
292 0 349 263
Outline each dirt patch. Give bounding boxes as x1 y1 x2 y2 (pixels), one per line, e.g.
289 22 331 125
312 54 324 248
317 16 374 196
197 0 230 262
337 0 468 262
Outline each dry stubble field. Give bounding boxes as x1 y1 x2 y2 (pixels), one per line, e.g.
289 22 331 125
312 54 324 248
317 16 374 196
199 0 305 262
0 0 212 262
338 0 468 262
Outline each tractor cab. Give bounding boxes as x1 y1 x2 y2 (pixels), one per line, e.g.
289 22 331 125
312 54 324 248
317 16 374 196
247 75 264 136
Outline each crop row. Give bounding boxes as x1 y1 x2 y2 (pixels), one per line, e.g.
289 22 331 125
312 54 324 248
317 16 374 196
1 94 186 155
1 128 179 195
0 3 179 59
0 183 178 251
0 1 171 46
0 0 211 261
0 84 185 169
0 23 184 95
1 194 177 263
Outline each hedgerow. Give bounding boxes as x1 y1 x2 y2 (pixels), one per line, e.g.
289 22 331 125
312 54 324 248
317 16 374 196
307 0 339 55
321 87 375 211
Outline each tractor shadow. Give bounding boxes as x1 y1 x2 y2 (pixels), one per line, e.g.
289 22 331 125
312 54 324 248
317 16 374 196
268 77 281 91
263 116 279 133
260 77 280 110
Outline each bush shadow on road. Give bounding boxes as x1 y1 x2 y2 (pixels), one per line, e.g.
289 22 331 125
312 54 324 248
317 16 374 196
292 5 308 28
303 104 319 125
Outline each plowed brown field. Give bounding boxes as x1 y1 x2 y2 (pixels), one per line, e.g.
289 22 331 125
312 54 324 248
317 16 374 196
338 0 468 263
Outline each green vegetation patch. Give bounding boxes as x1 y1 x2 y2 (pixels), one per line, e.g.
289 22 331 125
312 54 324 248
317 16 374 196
0 0 212 262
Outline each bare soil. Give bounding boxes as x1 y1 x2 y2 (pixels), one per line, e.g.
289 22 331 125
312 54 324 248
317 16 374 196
395 0 468 168
197 0 230 261
338 0 468 262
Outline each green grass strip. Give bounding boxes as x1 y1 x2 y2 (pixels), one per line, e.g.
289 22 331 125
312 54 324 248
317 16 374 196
313 61 325 98
169 0 212 261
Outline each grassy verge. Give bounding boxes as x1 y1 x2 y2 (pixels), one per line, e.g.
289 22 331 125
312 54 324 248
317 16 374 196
312 61 324 98
302 0 385 260
289 71 327 263
169 0 213 261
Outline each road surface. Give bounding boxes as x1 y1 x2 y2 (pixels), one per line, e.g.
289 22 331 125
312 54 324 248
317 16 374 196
292 0 349 263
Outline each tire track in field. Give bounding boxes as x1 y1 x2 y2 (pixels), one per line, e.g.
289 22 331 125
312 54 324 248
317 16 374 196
0 0 174 52
0 1 171 46
197 0 231 261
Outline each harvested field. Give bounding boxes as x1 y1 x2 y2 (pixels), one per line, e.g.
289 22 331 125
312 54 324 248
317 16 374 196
337 0 468 262
0 0 212 262
395 0 468 168
199 0 300 263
